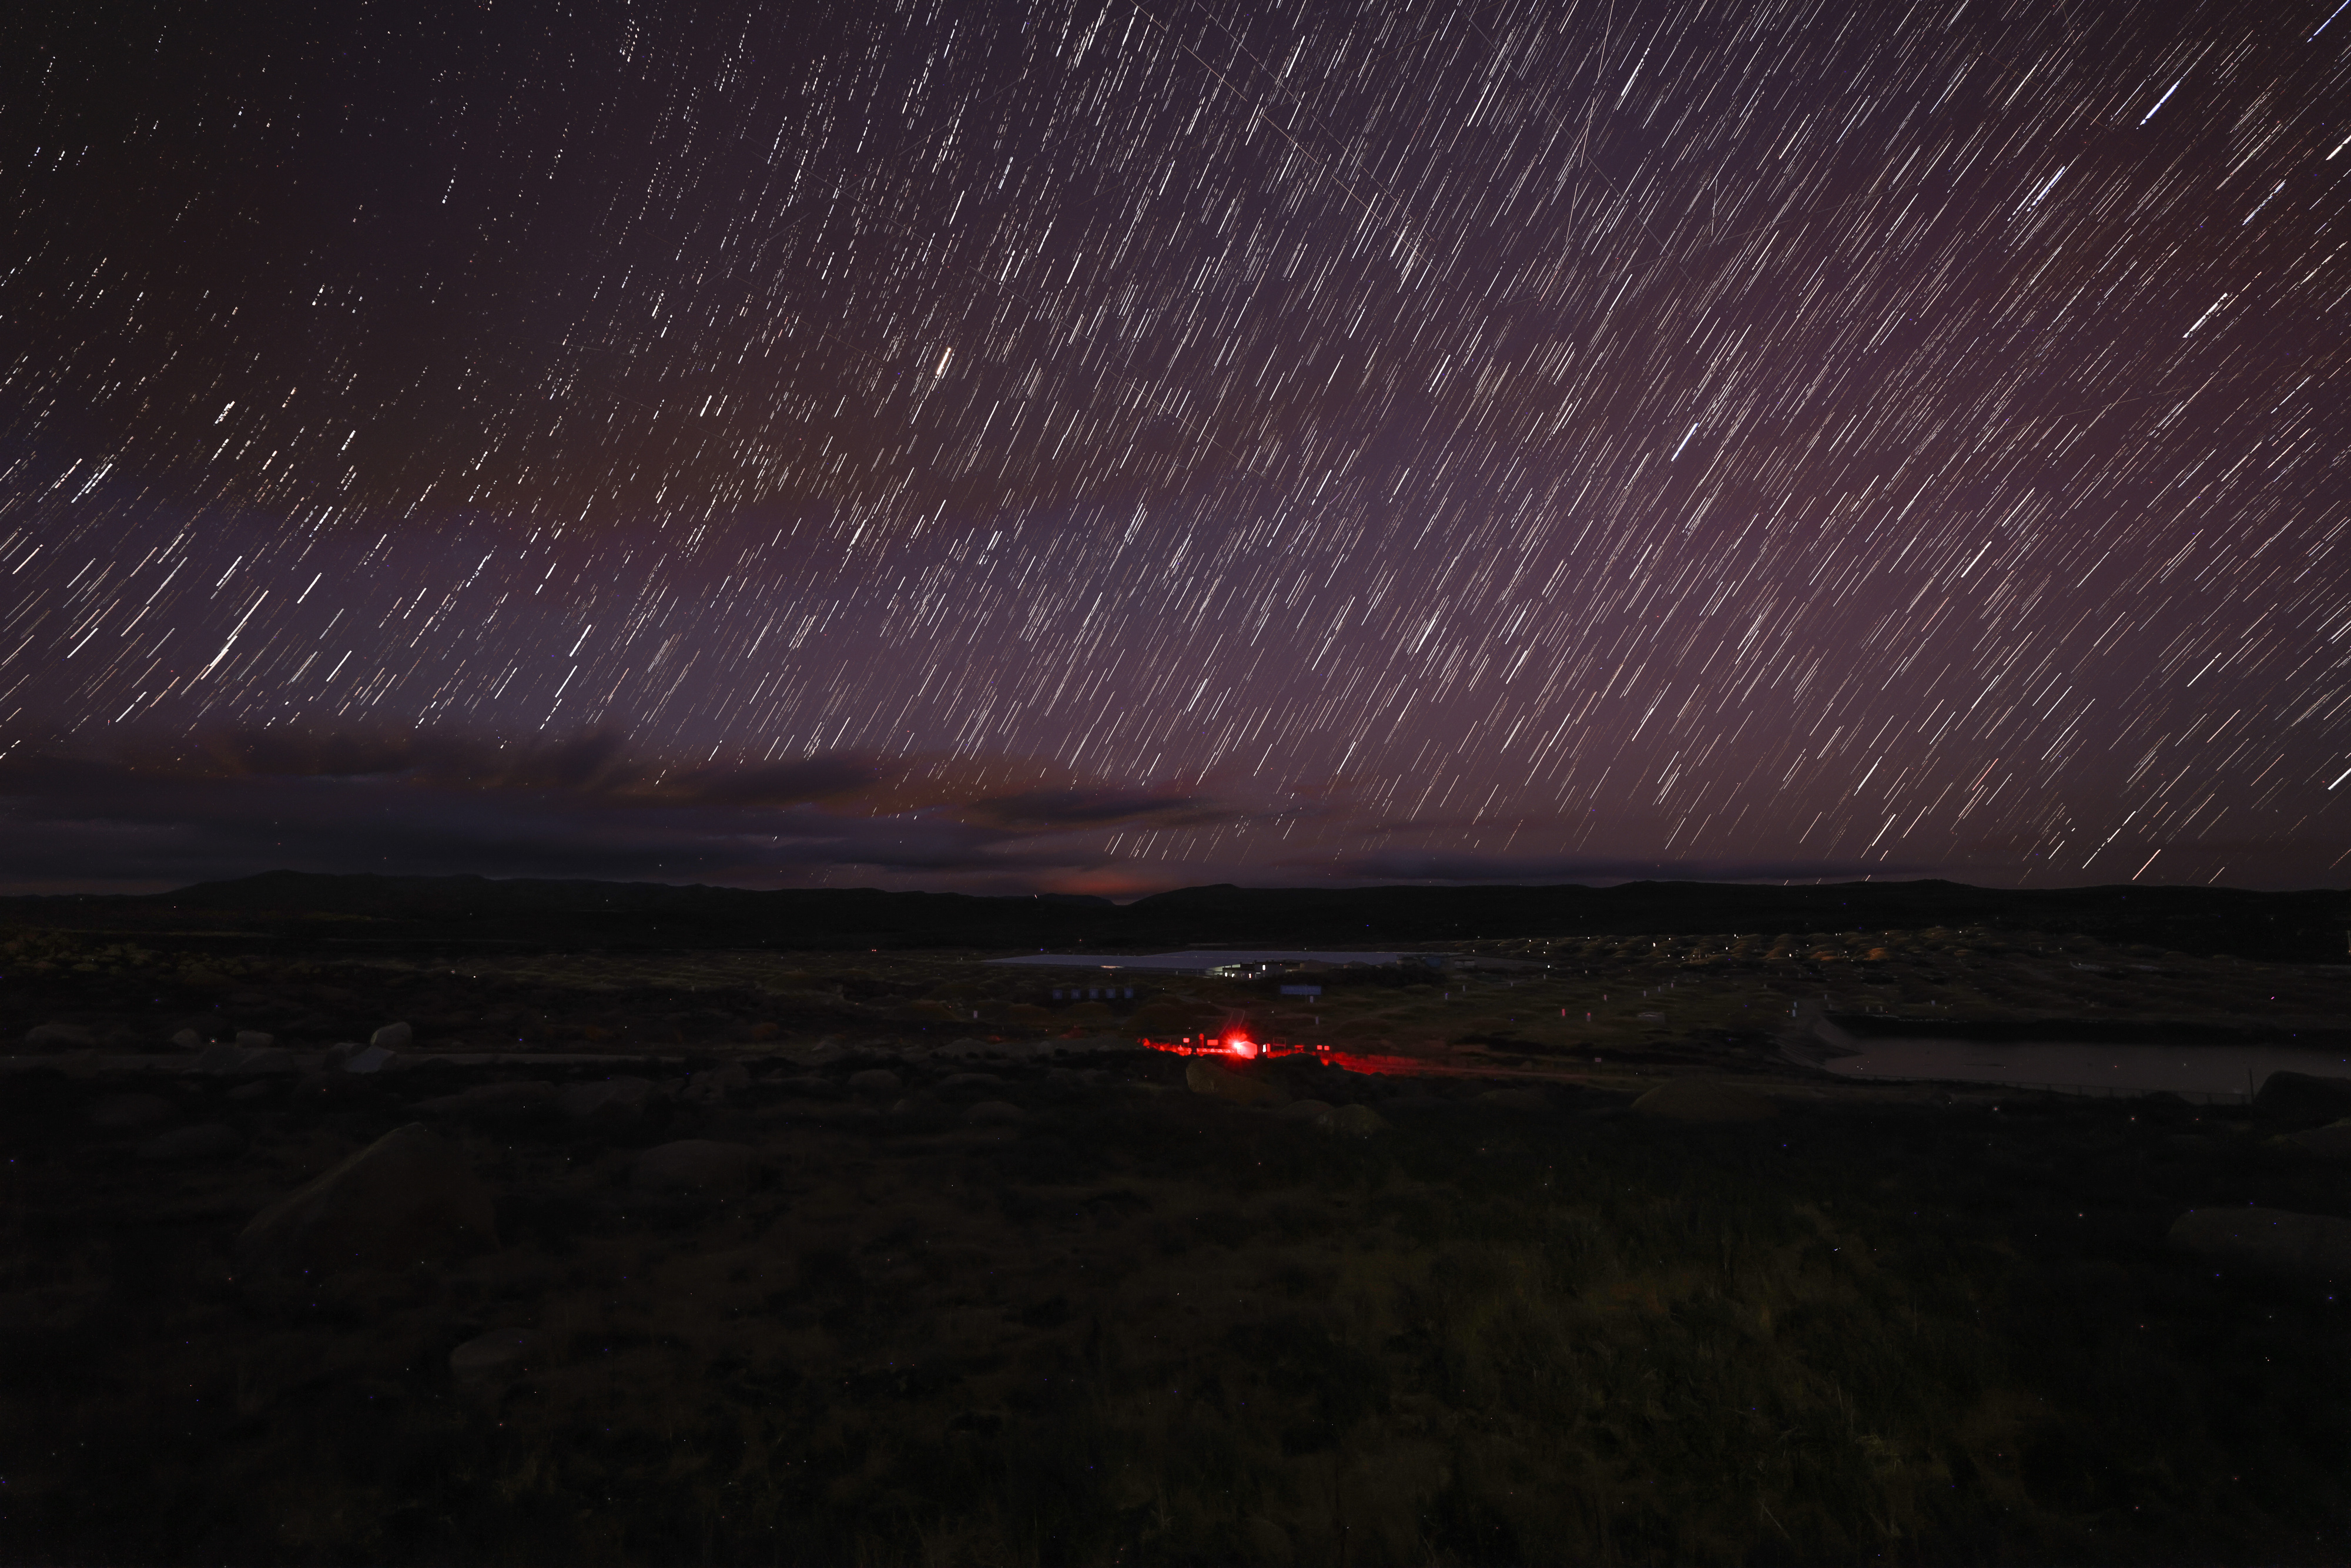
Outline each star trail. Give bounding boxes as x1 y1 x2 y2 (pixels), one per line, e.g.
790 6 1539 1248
1 0 2346 893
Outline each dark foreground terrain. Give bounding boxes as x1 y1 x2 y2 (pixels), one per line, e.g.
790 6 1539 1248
3 881 2350 1564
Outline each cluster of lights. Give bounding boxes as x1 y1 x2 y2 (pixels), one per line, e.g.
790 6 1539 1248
1142 1030 1339 1061
1132 1031 1444 1081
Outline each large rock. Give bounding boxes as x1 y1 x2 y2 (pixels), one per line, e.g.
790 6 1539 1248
237 1123 498 1275
24 1023 95 1049
140 1123 245 1162
2169 1207 2351 1279
1630 1079 1776 1124
847 1068 902 1097
414 1081 555 1119
964 1100 1026 1127
169 1028 204 1051
450 1329 537 1381
2254 1072 2351 1127
1329 1103 1391 1137
2289 1121 2351 1160
1185 1060 1285 1107
559 1076 653 1125
344 1044 396 1074
935 1071 1006 1100
89 1093 178 1130
1278 1099 1337 1126
195 1042 296 1075
632 1140 759 1194
234 1030 275 1050
370 1021 414 1051
681 1063 751 1104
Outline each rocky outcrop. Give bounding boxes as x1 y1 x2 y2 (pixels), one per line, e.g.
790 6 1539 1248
449 1328 537 1381
559 1076 653 1125
2288 1121 2351 1160
681 1063 750 1104
414 1081 555 1119
89 1093 177 1130
935 1072 1006 1100
190 1041 286 1074
2253 1071 2351 1128
343 1044 396 1074
631 1140 759 1194
237 1123 497 1275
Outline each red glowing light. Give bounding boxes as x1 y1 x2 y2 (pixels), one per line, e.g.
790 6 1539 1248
1225 1033 1257 1058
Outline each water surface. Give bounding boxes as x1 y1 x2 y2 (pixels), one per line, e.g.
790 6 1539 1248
1819 1039 2351 1101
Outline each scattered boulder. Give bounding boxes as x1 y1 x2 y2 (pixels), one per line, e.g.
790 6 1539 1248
195 1042 296 1075
237 1123 498 1276
139 1123 245 1162
1185 1060 1285 1107
681 1063 751 1104
89 1093 178 1130
2169 1207 2351 1279
1278 1099 1336 1126
1329 1104 1391 1137
964 1100 1025 1127
848 1068 902 1097
24 1023 95 1050
169 1028 204 1051
225 1080 274 1102
769 1074 845 1100
1630 1079 1777 1124
936 1072 1006 1100
344 1044 396 1074
2289 1121 2351 1160
234 1030 275 1050
416 1081 555 1119
559 1076 653 1126
631 1140 759 1194
370 1021 414 1051
2254 1071 2351 1127
450 1329 537 1381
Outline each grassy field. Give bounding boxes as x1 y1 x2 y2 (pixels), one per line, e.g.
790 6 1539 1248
4 929 2350 1563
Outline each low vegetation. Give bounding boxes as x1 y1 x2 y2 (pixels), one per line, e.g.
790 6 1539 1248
3 926 2349 1562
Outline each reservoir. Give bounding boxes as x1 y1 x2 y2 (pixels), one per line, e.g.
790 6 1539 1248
1817 1038 2351 1102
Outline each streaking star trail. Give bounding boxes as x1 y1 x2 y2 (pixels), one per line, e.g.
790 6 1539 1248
1 0 2346 893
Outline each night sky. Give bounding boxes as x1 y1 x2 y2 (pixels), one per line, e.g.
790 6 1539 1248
2 0 2347 894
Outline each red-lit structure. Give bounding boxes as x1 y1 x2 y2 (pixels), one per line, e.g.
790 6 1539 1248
1133 1030 1444 1078
1137 1028 1312 1060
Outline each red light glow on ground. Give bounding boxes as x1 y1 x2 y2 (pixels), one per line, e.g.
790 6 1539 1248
1135 1033 1448 1078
